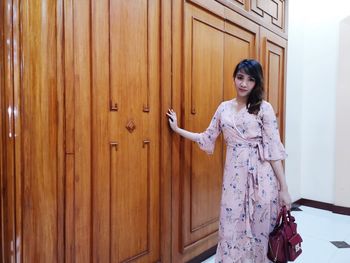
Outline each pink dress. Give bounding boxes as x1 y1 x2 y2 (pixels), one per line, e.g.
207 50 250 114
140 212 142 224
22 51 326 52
196 100 287 263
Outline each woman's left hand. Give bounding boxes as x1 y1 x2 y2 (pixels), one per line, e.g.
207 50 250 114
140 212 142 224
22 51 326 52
279 190 292 210
166 109 178 132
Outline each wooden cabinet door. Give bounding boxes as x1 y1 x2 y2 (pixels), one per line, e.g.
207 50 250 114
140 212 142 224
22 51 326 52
183 4 225 257
171 2 258 261
224 19 259 100
65 1 162 262
260 27 287 140
0 0 64 262
106 1 161 262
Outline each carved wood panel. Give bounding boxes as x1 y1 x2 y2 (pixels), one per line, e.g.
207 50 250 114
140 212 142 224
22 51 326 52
66 0 161 262
183 4 224 256
251 0 285 30
96 0 161 262
173 2 259 261
186 14 224 236
260 27 287 141
188 0 288 36
216 0 249 11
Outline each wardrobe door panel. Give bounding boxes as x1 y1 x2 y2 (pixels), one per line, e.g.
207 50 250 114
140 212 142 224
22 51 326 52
250 0 287 35
68 1 162 262
172 2 259 261
188 20 224 235
187 0 288 38
109 2 161 261
183 4 224 250
224 20 259 100
260 27 287 140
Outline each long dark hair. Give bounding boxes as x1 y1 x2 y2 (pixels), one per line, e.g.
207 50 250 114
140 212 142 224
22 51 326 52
233 59 264 114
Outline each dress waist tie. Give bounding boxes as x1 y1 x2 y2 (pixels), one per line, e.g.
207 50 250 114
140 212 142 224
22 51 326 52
227 140 265 238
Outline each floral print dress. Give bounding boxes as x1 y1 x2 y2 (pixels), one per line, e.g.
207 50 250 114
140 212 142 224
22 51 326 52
196 100 287 263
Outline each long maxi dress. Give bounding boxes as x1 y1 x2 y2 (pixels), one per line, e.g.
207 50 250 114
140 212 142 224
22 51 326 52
196 100 287 263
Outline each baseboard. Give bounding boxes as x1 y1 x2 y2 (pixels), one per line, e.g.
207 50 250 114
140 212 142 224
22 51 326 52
294 198 350 216
186 245 217 263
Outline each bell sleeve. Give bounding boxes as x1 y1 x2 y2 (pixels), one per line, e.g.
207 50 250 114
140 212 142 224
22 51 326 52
196 104 223 155
261 102 287 161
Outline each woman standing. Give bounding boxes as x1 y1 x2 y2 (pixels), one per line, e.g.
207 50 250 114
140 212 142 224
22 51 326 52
166 59 292 263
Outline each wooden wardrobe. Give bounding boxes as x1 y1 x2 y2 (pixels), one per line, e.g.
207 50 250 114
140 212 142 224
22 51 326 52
0 0 288 262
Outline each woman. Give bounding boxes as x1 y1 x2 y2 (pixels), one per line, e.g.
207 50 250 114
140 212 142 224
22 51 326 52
166 59 292 263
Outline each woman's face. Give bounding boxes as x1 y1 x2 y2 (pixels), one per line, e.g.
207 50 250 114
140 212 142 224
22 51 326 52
234 70 256 98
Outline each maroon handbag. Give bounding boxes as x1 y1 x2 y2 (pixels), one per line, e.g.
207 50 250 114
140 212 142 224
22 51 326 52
267 206 303 263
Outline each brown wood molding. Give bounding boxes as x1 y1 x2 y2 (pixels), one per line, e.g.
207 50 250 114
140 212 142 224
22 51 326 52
160 1 172 262
0 1 5 261
187 0 288 39
294 198 350 216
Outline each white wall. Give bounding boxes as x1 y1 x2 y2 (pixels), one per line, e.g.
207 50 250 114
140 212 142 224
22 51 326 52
285 0 350 204
284 0 304 202
334 17 350 208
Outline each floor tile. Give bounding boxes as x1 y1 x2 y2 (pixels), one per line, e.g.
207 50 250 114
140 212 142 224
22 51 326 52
329 248 350 263
201 255 215 263
201 205 350 263
292 234 337 263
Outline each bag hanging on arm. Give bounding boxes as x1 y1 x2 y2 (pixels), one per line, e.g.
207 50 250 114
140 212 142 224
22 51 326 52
267 206 303 263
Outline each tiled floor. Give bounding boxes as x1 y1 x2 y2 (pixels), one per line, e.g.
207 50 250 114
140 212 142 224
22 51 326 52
201 206 350 263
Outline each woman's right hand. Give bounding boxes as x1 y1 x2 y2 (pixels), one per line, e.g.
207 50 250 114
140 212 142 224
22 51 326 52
279 189 292 210
166 109 178 132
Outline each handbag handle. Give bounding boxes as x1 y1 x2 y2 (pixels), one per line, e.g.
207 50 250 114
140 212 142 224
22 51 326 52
276 206 287 225
275 205 295 227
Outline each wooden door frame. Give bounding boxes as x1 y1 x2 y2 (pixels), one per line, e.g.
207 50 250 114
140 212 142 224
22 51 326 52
0 0 20 261
0 0 6 259
0 0 65 262
160 1 173 263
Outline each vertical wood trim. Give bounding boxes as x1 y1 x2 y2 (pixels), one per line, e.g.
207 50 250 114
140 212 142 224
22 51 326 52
65 154 74 263
282 41 287 146
20 0 59 261
190 18 195 115
109 142 118 261
160 0 172 261
56 0 65 261
107 0 117 112
64 0 75 262
143 140 151 255
0 1 4 258
91 0 110 261
143 0 150 113
73 0 92 261
171 0 184 261
64 0 75 154
13 0 22 261
284 1 289 40
1 0 16 261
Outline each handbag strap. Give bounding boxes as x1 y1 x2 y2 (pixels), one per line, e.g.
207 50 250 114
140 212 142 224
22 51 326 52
275 206 288 226
275 206 296 227
275 206 298 238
